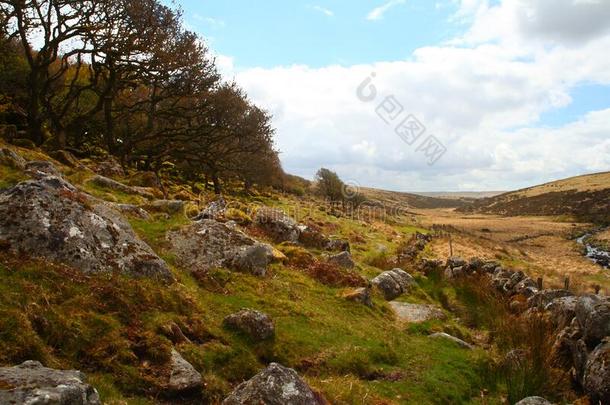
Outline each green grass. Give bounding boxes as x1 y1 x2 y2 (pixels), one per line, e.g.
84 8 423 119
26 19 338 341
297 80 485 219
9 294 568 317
0 247 497 404
0 162 513 403
0 164 27 189
81 180 148 205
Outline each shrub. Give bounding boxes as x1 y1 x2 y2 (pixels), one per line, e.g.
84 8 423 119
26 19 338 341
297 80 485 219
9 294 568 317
225 208 252 225
363 249 392 270
306 261 366 288
277 244 315 268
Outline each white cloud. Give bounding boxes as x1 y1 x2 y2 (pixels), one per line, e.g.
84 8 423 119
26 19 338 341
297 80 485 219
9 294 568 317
310 5 334 17
220 0 610 191
366 0 406 21
456 0 610 46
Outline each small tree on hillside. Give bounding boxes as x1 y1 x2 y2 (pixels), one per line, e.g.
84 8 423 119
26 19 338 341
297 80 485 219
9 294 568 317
315 168 344 202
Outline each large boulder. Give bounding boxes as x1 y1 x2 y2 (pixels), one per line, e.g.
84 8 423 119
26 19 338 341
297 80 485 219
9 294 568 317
583 340 610 404
222 363 322 405
327 251 355 269
25 160 62 179
527 289 572 309
325 238 350 252
0 360 101 404
582 300 610 347
229 244 275 276
371 268 416 300
89 175 155 199
90 156 125 177
390 302 446 323
223 309 275 341
0 147 26 170
571 338 590 386
255 208 301 243
145 199 185 215
575 294 601 328
297 224 330 249
545 296 578 330
168 349 202 393
168 220 276 276
0 177 173 280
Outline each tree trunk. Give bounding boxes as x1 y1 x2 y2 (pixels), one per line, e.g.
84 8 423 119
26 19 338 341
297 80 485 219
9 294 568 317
26 82 44 145
55 128 67 150
103 96 115 153
212 173 222 195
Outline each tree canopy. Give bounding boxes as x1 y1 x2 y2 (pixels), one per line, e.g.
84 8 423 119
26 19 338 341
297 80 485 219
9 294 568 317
0 0 284 193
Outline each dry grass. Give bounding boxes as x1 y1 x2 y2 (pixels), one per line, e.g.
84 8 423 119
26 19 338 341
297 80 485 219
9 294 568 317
508 171 610 198
305 261 367 288
415 208 610 292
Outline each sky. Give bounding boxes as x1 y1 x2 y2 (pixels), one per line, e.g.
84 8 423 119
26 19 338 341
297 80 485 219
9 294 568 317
176 0 610 192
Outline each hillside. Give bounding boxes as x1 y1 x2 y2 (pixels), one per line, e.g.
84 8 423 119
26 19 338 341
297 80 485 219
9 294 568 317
361 187 469 210
1 141 609 404
458 172 610 223
413 191 506 200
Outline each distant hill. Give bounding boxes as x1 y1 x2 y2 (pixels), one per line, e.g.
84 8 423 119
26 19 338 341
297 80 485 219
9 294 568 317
458 171 610 223
361 187 469 209
412 191 505 199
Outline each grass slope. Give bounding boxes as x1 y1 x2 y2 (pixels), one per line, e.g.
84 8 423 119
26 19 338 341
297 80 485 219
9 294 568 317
0 142 576 404
458 171 610 223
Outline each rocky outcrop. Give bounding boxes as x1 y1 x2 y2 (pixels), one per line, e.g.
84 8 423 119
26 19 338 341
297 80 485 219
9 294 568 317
528 289 572 309
195 197 227 220
0 360 101 404
168 220 278 276
371 268 416 300
428 332 473 349
25 160 63 179
145 199 185 215
342 286 373 307
229 244 278 277
514 397 553 405
327 251 355 269
49 150 86 169
446 256 466 269
223 309 275 341
545 296 578 330
168 349 202 393
325 238 350 252
0 176 173 280
579 297 610 346
0 147 26 170
89 175 155 199
390 302 446 323
396 232 431 261
255 208 301 243
583 340 610 404
429 252 609 403
90 157 125 177
222 363 323 405
110 203 151 220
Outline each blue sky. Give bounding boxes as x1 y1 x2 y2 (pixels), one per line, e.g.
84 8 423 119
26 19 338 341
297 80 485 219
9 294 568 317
181 0 462 68
538 84 610 128
171 0 610 191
